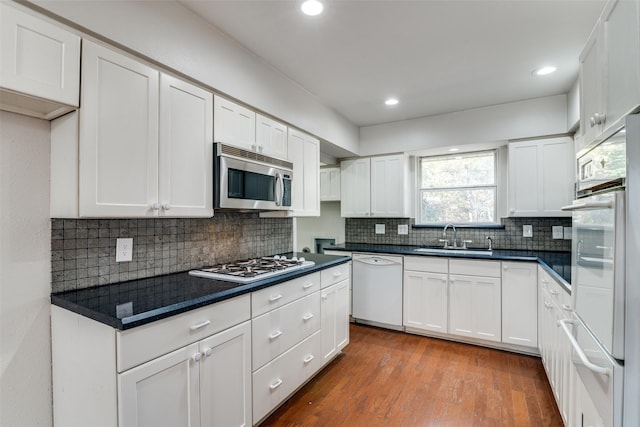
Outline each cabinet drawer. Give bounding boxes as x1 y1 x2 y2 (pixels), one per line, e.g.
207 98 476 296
252 272 320 317
252 331 321 424
252 292 321 371
538 268 568 307
321 263 350 288
449 259 500 277
404 255 448 273
117 294 250 372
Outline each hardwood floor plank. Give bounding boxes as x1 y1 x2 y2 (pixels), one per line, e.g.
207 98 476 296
260 324 562 426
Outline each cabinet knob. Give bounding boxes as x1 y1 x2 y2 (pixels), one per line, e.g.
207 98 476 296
162 203 171 211
509 208 515 214
203 347 212 357
192 352 202 362
322 294 328 300
503 265 509 271
251 144 257 151
151 203 161 210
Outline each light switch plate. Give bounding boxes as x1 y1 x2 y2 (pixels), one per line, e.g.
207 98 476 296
564 227 572 240
523 225 533 238
375 224 385 234
398 224 409 235
552 226 564 239
116 238 133 262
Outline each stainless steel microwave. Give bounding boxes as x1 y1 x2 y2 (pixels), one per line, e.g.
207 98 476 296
214 143 292 211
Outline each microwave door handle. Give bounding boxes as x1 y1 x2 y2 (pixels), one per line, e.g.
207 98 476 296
275 173 283 206
560 201 613 211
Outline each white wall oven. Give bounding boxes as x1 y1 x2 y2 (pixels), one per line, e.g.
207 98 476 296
561 123 627 427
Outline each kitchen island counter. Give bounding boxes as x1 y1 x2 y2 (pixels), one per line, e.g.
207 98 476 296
51 252 350 330
326 243 570 291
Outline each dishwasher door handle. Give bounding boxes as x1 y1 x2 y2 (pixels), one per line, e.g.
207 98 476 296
354 257 400 266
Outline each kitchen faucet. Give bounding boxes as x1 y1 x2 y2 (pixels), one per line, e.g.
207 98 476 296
442 223 457 248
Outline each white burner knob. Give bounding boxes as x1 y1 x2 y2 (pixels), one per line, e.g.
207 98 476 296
291 257 298 261
299 257 306 262
274 255 281 260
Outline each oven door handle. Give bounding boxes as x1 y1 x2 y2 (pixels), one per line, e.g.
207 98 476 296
561 201 613 211
274 173 284 206
558 319 611 376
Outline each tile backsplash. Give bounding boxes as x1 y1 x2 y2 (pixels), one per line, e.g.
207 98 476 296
345 217 572 252
51 212 292 293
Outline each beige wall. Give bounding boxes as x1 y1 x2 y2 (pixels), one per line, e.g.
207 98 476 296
0 111 52 426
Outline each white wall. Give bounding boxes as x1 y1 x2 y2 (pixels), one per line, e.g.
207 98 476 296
567 79 580 132
296 202 345 253
0 111 52 427
28 0 359 158
359 95 569 156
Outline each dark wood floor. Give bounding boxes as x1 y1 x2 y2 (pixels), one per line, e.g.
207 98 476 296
261 324 562 427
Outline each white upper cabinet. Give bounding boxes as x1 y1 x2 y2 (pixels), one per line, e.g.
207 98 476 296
256 114 288 159
288 128 320 216
0 2 80 119
54 40 213 218
341 154 411 218
213 95 256 151
159 74 214 217
579 0 640 150
508 137 574 217
340 158 371 217
319 166 341 201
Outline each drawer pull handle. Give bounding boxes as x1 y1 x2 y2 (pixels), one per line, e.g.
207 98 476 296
269 294 283 302
550 290 559 296
333 271 343 278
269 378 283 390
190 320 211 331
269 330 283 340
303 313 314 321
303 282 314 289
303 354 314 364
562 304 573 312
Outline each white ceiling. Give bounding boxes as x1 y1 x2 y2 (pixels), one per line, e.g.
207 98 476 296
180 0 605 128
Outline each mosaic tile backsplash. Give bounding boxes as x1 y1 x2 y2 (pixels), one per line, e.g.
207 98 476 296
51 213 292 293
345 217 572 252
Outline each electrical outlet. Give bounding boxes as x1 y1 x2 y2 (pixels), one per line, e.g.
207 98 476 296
375 224 385 234
116 238 133 262
552 226 564 239
564 227 572 240
523 225 533 238
398 224 409 235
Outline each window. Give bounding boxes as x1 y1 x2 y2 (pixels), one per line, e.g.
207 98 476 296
418 150 497 225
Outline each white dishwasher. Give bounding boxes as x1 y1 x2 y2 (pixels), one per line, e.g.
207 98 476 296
352 253 403 331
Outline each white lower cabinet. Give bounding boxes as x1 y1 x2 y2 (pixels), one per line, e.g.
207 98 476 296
501 261 538 348
538 266 576 427
320 279 350 363
449 259 501 343
403 256 449 334
119 321 251 427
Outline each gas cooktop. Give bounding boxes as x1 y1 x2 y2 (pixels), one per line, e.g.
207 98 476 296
189 255 315 283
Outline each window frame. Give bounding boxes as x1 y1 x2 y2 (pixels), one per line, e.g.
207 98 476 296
416 149 499 226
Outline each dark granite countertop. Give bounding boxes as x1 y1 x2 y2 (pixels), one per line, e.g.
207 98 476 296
51 252 351 330
326 243 571 292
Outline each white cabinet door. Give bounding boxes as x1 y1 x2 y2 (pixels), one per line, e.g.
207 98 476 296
199 321 251 427
501 262 537 348
320 167 341 201
403 270 448 333
256 113 287 159
579 27 603 146
508 137 573 217
288 128 319 216
0 2 80 118
159 74 213 217
119 343 200 427
370 154 406 217
79 40 159 217
320 279 350 364
449 274 501 342
340 158 370 217
213 95 255 150
602 0 640 134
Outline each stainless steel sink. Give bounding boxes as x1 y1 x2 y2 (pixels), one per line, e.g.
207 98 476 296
413 247 493 256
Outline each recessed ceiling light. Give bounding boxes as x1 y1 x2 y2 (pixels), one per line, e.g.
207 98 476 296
301 0 323 16
385 98 399 106
448 148 460 152
532 66 557 76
